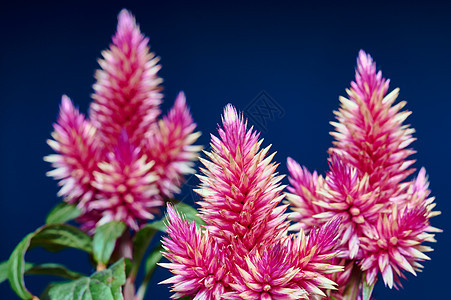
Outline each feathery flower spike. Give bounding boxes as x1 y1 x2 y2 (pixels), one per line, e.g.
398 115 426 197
160 204 230 299
88 131 162 230
161 105 343 299
45 95 101 207
314 154 383 259
195 104 288 254
46 10 200 231
90 9 162 148
359 168 440 289
286 157 326 233
286 50 440 296
146 92 203 199
329 50 416 201
223 218 343 300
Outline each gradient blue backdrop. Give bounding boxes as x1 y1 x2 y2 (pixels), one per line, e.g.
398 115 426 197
1 0 450 299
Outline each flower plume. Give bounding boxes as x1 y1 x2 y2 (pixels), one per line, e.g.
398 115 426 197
329 50 416 201
45 10 200 231
196 104 288 253
286 158 325 233
359 168 440 289
88 131 162 230
45 95 100 206
286 50 440 296
146 92 203 199
90 9 162 148
161 105 342 299
160 205 230 299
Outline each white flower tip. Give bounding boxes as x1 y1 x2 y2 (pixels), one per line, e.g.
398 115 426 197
174 91 187 109
223 104 239 125
117 9 137 33
118 9 134 24
61 95 73 111
166 204 179 222
358 49 367 58
358 49 373 66
286 157 302 173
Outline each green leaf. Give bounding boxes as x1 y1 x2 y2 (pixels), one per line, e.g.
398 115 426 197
0 261 33 285
48 258 126 300
92 258 126 300
130 202 202 281
25 263 83 280
7 224 92 299
174 202 205 227
93 221 126 265
0 261 8 284
362 273 375 300
123 258 133 277
145 219 166 232
0 261 7 283
46 203 82 224
39 284 53 300
30 224 92 253
8 233 34 299
144 244 163 275
130 224 158 278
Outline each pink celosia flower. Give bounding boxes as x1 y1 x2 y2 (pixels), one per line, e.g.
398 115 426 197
286 158 325 233
359 168 440 289
89 9 162 149
286 50 440 295
45 10 200 231
224 218 342 300
161 105 343 299
226 239 311 300
146 92 202 199
314 155 384 259
329 50 416 203
45 95 101 206
195 105 288 256
160 205 231 299
89 131 162 230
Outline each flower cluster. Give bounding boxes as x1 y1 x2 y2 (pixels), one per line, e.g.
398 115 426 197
161 105 343 299
286 50 440 296
45 10 201 231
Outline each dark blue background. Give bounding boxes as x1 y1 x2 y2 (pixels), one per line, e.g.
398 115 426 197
1 0 450 299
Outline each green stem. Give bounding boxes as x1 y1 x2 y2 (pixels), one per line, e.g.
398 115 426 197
135 244 163 300
129 231 156 281
343 266 364 300
123 277 135 300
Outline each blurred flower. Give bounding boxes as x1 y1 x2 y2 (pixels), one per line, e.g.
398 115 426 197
161 105 342 299
45 10 200 231
286 50 440 295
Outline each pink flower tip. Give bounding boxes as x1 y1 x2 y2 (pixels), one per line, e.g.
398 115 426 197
223 104 239 125
117 9 137 32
